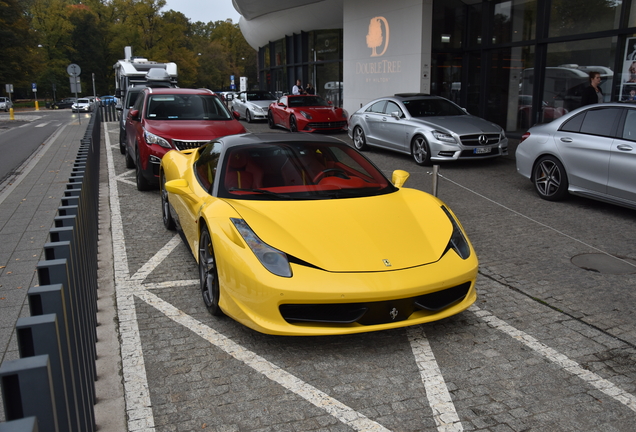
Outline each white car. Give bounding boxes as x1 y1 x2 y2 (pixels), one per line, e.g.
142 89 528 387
72 98 93 113
0 97 13 112
232 91 277 122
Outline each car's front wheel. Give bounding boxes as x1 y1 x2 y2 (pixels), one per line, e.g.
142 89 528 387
199 226 222 316
532 155 569 201
246 110 252 123
353 126 367 150
411 135 431 166
161 173 176 230
125 145 135 169
267 111 275 129
135 151 152 191
289 115 298 132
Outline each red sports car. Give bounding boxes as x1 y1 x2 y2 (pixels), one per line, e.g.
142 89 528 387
268 95 348 132
125 87 246 190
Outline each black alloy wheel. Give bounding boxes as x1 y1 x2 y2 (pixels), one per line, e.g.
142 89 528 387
135 151 152 191
161 174 176 230
289 115 298 132
199 226 222 316
267 111 275 129
246 110 252 123
532 155 569 201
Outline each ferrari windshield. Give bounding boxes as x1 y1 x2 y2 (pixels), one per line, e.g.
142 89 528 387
146 94 232 120
288 96 331 107
402 98 466 117
214 141 396 200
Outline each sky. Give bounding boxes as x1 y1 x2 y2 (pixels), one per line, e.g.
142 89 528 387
162 0 241 24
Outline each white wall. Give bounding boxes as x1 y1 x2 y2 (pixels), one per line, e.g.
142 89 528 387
343 0 432 116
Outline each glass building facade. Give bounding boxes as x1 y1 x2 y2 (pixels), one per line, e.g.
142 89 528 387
257 0 636 134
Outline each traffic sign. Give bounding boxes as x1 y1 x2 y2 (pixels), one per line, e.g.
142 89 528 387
67 63 81 77
32 83 37 92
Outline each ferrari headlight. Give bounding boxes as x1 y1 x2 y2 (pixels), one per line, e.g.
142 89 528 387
432 130 457 144
300 111 313 119
144 129 172 149
441 206 470 260
231 218 292 277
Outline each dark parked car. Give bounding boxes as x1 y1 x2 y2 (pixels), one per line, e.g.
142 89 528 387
53 98 77 109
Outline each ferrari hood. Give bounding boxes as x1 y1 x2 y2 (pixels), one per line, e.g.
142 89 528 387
413 115 502 135
145 119 246 140
226 189 454 272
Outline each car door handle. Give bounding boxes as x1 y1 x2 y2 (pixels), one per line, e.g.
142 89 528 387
560 137 573 143
382 117 387 121
617 144 633 151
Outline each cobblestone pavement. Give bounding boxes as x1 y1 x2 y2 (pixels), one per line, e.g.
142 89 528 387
104 119 636 432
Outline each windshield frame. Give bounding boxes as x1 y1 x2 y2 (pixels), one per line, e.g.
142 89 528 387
214 141 397 201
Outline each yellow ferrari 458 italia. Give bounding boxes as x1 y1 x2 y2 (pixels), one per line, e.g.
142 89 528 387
160 133 478 336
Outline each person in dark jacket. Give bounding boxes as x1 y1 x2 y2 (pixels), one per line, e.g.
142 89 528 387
580 71 603 107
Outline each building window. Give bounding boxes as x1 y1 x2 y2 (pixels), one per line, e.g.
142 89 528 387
491 0 537 44
549 0 623 38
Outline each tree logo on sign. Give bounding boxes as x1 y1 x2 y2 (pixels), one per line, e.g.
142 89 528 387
366 16 390 57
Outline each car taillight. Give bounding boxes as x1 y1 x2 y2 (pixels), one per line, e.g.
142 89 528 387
520 132 530 143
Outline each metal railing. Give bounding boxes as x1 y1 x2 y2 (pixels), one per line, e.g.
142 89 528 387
0 108 103 432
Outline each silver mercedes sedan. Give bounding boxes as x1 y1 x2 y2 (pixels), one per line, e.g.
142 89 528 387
347 93 508 165
232 90 277 123
516 102 636 210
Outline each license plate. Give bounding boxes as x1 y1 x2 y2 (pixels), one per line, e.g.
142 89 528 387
474 147 492 154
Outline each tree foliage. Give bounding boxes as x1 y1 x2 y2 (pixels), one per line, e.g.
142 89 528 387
0 0 256 99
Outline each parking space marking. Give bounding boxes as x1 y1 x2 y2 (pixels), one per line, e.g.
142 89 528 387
105 123 391 431
137 288 392 432
471 305 636 412
106 125 156 432
408 326 463 432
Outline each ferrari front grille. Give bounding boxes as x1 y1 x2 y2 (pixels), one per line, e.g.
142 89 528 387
305 121 347 130
173 139 210 151
279 282 471 326
460 133 501 146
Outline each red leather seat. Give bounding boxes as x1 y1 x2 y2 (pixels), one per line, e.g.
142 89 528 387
225 150 253 190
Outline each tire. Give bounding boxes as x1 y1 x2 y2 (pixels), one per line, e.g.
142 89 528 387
199 226 223 316
125 145 135 169
532 155 569 201
119 141 126 155
246 110 252 123
289 115 298 132
411 135 431 166
353 126 367 150
267 111 275 129
135 151 152 191
161 173 176 230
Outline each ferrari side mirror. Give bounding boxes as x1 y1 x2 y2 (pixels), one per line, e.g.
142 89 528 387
391 170 410 187
165 179 190 195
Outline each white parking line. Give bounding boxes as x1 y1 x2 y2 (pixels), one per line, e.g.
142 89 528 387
105 124 156 432
408 326 463 432
35 121 50 127
137 289 392 432
470 305 636 412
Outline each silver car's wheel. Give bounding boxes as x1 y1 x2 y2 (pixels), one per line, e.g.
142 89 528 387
353 126 367 150
411 135 431 166
246 110 252 123
532 156 569 201
199 227 222 316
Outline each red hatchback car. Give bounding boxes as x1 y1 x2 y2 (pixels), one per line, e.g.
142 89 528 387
125 88 246 190
267 95 348 133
